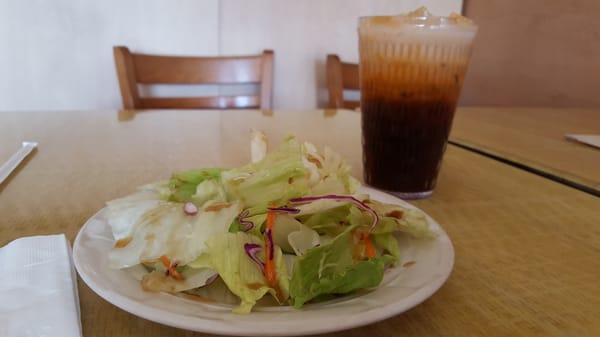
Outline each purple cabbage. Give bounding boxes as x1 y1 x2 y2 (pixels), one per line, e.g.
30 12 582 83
267 206 301 214
289 194 379 230
237 209 255 232
264 228 274 259
244 243 265 271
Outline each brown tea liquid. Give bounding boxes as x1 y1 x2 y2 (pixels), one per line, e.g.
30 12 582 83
359 9 477 198
361 98 457 193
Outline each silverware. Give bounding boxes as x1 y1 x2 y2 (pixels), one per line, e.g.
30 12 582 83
0 141 38 184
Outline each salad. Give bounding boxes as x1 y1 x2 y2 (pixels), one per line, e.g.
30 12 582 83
107 133 433 314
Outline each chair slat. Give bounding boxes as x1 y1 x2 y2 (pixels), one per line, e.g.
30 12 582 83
342 62 360 90
133 55 263 84
140 96 260 109
326 54 360 109
344 100 360 110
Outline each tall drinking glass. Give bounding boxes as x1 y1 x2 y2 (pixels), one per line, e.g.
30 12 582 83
359 7 477 199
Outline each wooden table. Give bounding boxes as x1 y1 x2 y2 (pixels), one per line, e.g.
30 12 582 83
1 109 599 337
451 107 600 196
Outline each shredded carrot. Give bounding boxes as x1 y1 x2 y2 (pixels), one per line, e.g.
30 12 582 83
364 235 376 258
354 232 376 259
159 255 184 280
169 267 184 280
264 210 277 287
266 210 276 230
160 255 171 268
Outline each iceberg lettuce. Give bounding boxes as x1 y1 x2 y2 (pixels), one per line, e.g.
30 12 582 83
192 179 227 207
106 192 163 241
108 201 241 269
372 233 400 261
221 137 310 208
301 143 360 195
140 267 217 293
271 214 320 255
168 168 222 203
366 199 433 238
189 232 289 314
298 204 350 237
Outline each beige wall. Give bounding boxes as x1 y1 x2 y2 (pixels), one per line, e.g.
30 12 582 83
0 0 462 111
0 0 220 110
219 0 463 109
461 0 600 108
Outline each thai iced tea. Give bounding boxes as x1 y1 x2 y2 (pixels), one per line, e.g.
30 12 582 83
359 8 477 199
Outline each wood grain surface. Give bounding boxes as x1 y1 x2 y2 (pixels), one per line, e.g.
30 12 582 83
0 109 599 337
326 54 360 109
451 107 600 195
113 47 274 110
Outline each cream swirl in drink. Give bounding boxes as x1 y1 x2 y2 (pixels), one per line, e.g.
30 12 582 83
358 7 477 199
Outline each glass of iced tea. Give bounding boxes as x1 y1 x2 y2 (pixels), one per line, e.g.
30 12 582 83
358 7 477 199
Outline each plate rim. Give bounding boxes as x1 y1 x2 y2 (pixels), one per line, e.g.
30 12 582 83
73 187 454 336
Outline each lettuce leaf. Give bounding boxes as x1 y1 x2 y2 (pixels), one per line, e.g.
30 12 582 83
228 204 267 235
298 204 350 237
271 214 320 255
301 143 360 195
168 168 222 203
372 233 400 261
106 192 163 241
140 267 217 293
191 179 227 207
250 129 268 163
289 227 391 308
189 232 289 314
347 205 372 230
108 201 241 269
366 200 433 238
221 136 310 207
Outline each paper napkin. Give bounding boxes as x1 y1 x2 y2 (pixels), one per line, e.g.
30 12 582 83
0 234 82 337
565 134 600 149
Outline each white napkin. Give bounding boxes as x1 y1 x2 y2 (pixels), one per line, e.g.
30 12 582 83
0 234 82 337
565 134 600 149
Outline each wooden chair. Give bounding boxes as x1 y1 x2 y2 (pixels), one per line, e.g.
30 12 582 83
113 46 274 110
326 54 359 109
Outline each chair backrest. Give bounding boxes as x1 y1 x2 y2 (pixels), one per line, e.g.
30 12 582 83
326 54 359 109
114 46 274 110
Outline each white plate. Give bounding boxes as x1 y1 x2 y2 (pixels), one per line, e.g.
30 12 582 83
73 187 454 336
